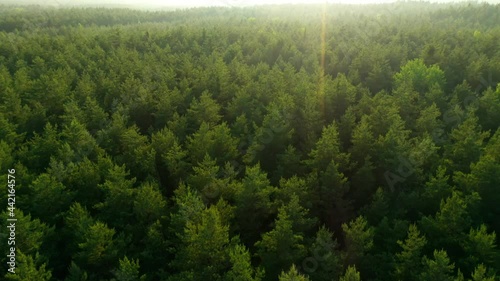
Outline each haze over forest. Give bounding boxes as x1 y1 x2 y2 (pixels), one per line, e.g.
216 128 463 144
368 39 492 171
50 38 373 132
2 0 500 8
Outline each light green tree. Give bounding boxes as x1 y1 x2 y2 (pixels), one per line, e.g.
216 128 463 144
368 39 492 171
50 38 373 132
394 224 427 281
278 264 310 281
5 251 51 281
420 250 455 281
340 265 361 281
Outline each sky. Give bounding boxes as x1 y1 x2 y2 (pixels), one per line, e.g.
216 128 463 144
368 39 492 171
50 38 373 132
3 0 499 7
150 0 498 5
5 0 496 7
135 0 398 6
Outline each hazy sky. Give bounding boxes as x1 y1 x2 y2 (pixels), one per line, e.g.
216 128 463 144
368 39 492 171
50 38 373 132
4 0 499 7
5 0 468 7
151 0 498 5
140 0 398 5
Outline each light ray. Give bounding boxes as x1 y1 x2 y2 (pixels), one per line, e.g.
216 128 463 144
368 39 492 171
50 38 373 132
318 0 327 117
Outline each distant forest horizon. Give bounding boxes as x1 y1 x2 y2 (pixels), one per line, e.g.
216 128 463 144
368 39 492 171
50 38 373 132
2 0 500 9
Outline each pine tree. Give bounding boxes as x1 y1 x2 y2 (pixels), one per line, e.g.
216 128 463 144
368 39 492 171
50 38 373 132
186 122 239 167
340 265 361 281
461 225 499 274
75 221 120 275
307 122 349 172
186 90 222 130
458 130 500 236
342 216 374 266
0 209 54 258
420 250 455 281
5 251 52 281
421 166 452 216
225 244 263 281
64 262 88 281
94 164 136 230
26 173 74 225
393 59 446 94
278 265 310 281
394 224 427 281
172 206 230 280
255 204 307 281
112 256 146 281
169 184 205 236
152 127 189 192
133 182 167 225
235 164 277 246
305 226 342 281
469 264 496 281
443 114 489 173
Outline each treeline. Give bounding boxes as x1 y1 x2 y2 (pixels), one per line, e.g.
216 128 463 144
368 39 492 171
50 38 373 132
0 2 499 281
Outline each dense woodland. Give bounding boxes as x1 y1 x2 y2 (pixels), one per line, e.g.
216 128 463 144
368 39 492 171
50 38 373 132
0 2 499 280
